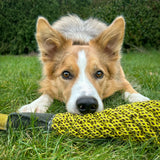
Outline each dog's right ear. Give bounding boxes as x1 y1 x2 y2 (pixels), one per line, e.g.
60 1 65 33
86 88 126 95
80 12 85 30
36 17 70 62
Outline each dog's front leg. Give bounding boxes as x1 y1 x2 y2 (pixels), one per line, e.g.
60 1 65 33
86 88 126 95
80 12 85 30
123 81 150 103
18 94 53 113
120 67 150 103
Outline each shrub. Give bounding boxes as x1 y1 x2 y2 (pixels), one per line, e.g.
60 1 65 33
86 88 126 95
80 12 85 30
91 0 160 50
0 0 159 55
0 0 60 55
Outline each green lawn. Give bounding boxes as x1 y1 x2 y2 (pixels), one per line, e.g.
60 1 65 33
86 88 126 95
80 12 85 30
0 50 160 159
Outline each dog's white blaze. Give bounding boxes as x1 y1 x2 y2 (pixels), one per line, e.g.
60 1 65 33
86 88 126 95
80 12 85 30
66 50 104 114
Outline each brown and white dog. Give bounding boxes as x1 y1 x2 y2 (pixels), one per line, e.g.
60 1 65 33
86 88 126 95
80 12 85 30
18 15 149 114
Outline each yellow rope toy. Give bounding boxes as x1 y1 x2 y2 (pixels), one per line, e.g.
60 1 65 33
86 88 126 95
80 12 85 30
52 100 160 142
0 100 160 143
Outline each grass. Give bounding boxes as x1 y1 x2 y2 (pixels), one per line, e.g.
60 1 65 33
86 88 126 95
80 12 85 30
0 50 160 160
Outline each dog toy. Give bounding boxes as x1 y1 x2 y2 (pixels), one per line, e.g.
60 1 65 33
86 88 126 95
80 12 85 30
0 100 160 143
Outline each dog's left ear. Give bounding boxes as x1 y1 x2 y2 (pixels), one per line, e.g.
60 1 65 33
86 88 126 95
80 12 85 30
90 16 125 60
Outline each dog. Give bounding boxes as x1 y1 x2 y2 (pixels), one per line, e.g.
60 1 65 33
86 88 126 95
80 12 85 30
18 15 149 114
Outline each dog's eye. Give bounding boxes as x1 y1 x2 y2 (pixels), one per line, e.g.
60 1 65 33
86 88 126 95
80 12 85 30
94 70 104 79
62 71 73 80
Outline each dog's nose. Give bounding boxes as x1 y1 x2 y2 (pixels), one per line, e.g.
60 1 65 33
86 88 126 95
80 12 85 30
76 96 98 114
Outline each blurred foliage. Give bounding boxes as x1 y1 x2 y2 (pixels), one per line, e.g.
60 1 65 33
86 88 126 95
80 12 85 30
0 0 159 55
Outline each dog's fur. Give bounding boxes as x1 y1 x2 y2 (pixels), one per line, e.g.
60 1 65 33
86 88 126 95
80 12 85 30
18 15 149 114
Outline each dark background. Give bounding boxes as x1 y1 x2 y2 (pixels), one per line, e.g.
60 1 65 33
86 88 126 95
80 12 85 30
0 0 159 55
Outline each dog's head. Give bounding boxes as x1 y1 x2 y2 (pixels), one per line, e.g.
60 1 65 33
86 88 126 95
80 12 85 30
36 16 125 114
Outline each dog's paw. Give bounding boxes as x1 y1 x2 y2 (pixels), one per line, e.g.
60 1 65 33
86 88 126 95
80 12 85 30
18 94 53 113
18 103 48 113
124 92 150 103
